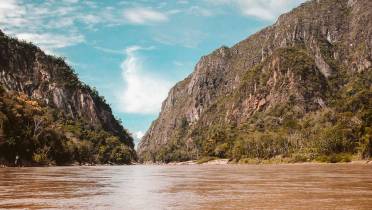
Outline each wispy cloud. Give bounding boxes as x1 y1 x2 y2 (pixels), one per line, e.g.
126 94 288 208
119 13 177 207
132 130 145 148
123 8 169 25
63 0 79 3
93 46 125 55
134 131 145 139
153 29 206 48
15 32 84 54
178 0 189 4
117 46 172 114
188 6 214 17
0 1 172 53
0 0 86 53
205 0 305 20
0 0 25 26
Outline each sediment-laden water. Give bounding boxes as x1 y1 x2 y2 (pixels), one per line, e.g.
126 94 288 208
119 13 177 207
0 164 371 209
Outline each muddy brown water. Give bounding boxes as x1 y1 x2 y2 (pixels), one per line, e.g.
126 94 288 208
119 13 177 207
0 164 371 209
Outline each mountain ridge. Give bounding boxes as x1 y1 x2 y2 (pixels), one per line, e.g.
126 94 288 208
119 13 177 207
0 31 136 165
138 0 371 163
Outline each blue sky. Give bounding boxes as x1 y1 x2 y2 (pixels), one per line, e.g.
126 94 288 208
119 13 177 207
0 0 305 145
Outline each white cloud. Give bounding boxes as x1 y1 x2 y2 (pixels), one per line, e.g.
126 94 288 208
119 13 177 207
206 0 305 20
123 8 169 25
134 131 145 139
0 1 171 53
118 46 172 114
0 0 86 53
79 14 101 25
0 1 179 53
0 0 26 26
178 0 189 4
173 61 184 66
154 30 206 48
0 0 21 13
188 6 214 17
63 0 79 3
132 130 145 148
238 0 305 20
93 46 124 55
15 32 84 54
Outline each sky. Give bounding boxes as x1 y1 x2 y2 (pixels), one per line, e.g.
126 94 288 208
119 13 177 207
0 0 306 145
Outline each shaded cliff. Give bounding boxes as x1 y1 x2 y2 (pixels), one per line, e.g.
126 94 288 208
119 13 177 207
138 0 371 163
0 31 135 165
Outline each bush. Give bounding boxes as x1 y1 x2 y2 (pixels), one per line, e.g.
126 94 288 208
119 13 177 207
290 153 309 163
238 158 260 164
313 125 357 155
32 146 51 165
358 127 372 159
316 153 352 163
231 132 291 160
110 145 132 164
214 143 229 158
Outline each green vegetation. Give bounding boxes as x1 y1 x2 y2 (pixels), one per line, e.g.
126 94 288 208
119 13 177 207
315 153 352 163
141 46 371 164
147 117 191 163
0 32 135 166
0 87 135 166
185 99 370 164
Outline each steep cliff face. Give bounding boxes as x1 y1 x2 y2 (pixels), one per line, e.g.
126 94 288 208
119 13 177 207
0 31 135 165
138 0 371 162
0 33 131 142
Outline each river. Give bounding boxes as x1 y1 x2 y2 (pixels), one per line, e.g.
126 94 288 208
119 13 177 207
0 164 371 209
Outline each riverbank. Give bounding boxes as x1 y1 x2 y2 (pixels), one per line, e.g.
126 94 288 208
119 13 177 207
0 161 138 168
2 158 371 167
147 157 372 166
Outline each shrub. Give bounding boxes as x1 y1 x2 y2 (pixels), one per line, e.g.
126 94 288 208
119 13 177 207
358 127 372 159
290 153 309 163
214 143 229 158
110 145 132 164
238 158 260 164
231 132 292 160
32 146 51 165
316 153 352 163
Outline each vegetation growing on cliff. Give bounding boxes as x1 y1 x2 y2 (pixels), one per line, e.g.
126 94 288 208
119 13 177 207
0 30 136 166
139 45 371 163
0 86 136 166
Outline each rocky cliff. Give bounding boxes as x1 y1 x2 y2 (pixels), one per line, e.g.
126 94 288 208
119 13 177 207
138 0 371 163
0 31 135 165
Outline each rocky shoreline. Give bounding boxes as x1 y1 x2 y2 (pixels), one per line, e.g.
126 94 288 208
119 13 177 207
143 159 372 166
1 159 371 168
0 161 139 168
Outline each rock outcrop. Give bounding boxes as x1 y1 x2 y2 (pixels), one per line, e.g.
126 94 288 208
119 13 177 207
0 34 131 143
0 31 135 165
138 0 371 162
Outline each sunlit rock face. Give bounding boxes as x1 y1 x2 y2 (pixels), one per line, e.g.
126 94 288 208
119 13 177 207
0 31 133 147
138 0 371 162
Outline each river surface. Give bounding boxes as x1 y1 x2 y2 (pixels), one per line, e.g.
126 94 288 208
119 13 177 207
0 164 371 209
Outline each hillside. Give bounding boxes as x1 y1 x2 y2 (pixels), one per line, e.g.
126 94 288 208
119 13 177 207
0 31 136 166
138 0 372 163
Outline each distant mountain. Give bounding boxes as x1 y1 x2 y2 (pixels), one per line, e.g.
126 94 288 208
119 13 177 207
138 0 371 163
0 30 136 166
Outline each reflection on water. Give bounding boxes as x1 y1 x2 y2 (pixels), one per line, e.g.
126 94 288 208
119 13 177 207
0 164 371 209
